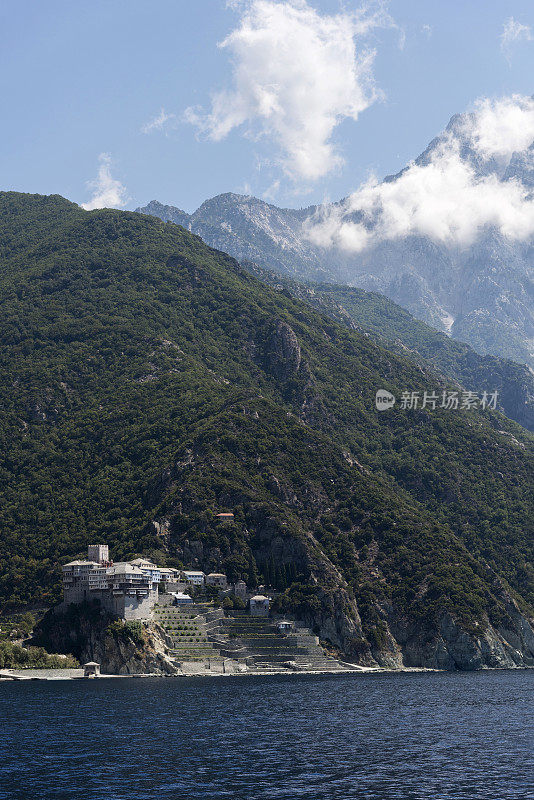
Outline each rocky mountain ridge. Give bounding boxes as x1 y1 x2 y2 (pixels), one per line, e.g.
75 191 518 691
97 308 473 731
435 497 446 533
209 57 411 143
137 109 534 368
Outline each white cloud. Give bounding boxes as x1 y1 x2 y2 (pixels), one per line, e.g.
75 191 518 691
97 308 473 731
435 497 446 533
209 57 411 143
464 95 534 159
501 17 532 61
81 153 128 211
141 107 176 134
186 0 391 182
306 95 534 252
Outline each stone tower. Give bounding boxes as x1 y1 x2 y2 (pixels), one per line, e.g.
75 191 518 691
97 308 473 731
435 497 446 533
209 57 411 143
87 544 109 564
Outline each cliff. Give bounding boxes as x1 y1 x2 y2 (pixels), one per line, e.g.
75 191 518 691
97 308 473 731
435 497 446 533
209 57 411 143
34 602 178 675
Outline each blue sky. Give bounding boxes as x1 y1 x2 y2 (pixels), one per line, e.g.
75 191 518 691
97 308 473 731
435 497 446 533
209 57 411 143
1 0 533 212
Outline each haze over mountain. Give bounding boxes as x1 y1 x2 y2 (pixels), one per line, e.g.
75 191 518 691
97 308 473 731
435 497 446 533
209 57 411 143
1 191 533 669
137 98 534 369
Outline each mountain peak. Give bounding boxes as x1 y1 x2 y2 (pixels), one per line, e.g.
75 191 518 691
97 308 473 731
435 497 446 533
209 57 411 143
137 100 534 368
136 200 191 229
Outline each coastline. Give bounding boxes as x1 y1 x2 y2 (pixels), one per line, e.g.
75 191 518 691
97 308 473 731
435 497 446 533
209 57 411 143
7 664 530 681
0 664 427 681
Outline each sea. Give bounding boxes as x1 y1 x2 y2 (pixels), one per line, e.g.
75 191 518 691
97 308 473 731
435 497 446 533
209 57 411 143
0 670 532 800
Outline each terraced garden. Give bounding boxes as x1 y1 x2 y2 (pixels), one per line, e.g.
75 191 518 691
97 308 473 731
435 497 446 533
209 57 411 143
152 603 222 662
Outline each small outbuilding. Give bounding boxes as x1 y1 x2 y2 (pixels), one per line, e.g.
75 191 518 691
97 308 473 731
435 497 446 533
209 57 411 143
277 620 294 634
182 570 205 586
173 592 193 605
83 661 101 678
216 513 234 521
250 595 270 617
206 573 228 589
233 579 247 599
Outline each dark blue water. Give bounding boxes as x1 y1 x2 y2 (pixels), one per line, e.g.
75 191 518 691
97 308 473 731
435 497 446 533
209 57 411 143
0 671 532 800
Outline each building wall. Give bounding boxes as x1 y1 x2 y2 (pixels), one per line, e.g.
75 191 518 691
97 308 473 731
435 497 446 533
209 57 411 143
62 551 160 620
64 586 89 604
183 573 205 586
206 575 227 588
116 593 155 620
250 600 269 617
97 590 156 620
234 581 247 599
141 568 161 583
164 581 187 593
88 545 109 563
63 587 157 620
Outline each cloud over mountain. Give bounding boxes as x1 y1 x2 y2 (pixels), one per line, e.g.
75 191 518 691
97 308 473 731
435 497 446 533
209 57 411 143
307 95 534 252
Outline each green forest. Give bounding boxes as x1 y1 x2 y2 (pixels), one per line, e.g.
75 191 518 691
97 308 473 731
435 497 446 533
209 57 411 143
244 263 534 433
0 192 532 653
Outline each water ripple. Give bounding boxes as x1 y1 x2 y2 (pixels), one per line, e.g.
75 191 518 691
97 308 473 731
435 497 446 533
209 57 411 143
0 671 532 800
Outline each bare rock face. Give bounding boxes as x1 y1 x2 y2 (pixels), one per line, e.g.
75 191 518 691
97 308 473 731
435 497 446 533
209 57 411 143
314 587 378 667
384 600 534 670
251 514 308 568
180 538 205 566
147 518 171 543
34 603 180 676
87 624 178 676
267 320 301 380
296 532 377 664
310 590 534 670
295 580 534 671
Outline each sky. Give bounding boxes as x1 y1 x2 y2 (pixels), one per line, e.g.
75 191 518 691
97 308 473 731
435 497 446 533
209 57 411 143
1 0 534 214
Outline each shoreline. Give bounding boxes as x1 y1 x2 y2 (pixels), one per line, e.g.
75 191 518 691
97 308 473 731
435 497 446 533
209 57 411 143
0 665 433 681
2 663 531 682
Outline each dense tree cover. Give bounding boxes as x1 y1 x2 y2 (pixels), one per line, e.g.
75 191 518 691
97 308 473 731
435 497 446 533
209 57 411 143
244 264 534 432
0 641 78 669
0 193 532 643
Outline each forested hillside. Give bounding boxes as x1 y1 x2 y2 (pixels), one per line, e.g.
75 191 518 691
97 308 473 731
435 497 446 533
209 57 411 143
243 264 534 433
0 192 532 668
